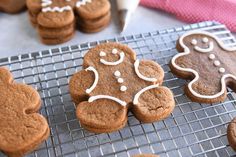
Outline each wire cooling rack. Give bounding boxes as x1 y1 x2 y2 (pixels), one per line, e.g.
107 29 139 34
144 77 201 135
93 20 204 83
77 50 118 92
1 21 236 157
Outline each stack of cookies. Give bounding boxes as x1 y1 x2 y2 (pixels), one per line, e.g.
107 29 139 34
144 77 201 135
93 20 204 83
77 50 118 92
76 0 111 33
26 0 111 45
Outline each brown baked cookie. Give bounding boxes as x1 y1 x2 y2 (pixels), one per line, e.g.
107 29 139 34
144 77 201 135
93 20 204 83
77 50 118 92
0 67 50 157
170 31 236 104
132 154 159 157
0 0 25 13
69 43 175 133
227 117 236 151
26 0 111 45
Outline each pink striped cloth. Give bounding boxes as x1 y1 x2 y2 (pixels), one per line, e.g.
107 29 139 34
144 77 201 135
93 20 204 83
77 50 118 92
140 0 236 32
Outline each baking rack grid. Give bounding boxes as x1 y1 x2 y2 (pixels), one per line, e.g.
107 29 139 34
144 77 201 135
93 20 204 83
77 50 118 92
1 21 236 157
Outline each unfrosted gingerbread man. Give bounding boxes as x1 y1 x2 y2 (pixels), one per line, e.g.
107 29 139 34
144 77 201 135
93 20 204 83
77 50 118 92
0 67 49 157
69 43 175 133
170 31 236 103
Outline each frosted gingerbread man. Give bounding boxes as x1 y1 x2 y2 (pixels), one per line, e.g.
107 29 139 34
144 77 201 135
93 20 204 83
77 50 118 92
170 31 236 103
69 43 175 133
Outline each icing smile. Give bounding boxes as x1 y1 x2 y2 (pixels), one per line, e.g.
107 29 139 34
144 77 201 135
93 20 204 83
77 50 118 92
194 41 214 53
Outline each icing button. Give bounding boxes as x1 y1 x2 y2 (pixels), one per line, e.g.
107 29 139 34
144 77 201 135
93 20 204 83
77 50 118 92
120 86 127 92
208 54 215 60
114 71 121 77
219 67 225 73
214 60 220 67
99 51 106 57
118 78 124 83
112 49 118 54
191 39 197 45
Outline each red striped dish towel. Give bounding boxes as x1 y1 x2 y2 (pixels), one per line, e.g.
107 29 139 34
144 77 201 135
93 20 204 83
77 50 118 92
140 0 236 32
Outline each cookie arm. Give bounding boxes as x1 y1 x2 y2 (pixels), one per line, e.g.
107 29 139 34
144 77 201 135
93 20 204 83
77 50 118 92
135 60 164 85
69 69 96 105
0 67 13 84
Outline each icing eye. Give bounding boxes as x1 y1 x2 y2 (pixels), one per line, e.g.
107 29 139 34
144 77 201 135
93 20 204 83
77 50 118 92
191 39 197 45
112 49 118 54
202 37 209 43
99 51 106 57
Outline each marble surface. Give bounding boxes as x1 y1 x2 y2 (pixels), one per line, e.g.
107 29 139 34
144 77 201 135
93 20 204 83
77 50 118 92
0 2 187 58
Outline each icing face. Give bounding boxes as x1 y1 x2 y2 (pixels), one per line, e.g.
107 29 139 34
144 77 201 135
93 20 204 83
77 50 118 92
190 37 214 53
100 51 125 66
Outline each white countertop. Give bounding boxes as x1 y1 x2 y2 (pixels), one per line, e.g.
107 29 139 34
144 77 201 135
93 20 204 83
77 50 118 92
0 2 187 58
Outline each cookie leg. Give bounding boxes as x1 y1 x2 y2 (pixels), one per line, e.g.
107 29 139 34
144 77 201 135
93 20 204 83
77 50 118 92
76 99 128 133
131 86 175 123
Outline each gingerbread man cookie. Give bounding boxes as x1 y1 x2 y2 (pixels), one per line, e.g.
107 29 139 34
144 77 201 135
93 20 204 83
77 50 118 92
26 0 111 44
170 31 236 103
0 67 49 157
69 43 175 133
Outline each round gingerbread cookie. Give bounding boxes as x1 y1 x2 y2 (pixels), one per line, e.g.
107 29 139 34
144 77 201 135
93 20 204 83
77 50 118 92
69 43 175 133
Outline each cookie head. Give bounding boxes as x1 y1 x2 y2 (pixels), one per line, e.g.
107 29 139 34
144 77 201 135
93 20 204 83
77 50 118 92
0 67 49 157
181 33 215 53
69 43 175 133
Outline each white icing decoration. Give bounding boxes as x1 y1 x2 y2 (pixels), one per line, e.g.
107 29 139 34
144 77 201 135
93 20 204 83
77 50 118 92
42 6 72 12
208 54 215 60
85 66 99 94
112 49 118 54
76 0 92 7
171 30 236 99
88 95 127 107
99 51 106 57
202 37 209 43
41 0 52 7
219 68 225 73
118 78 124 83
194 41 214 53
214 60 220 66
134 60 157 82
120 86 127 92
114 71 121 77
191 39 197 45
66 0 71 1
133 84 159 105
100 52 125 66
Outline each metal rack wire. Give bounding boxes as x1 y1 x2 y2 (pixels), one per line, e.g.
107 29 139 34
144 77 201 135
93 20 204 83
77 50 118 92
1 21 236 157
